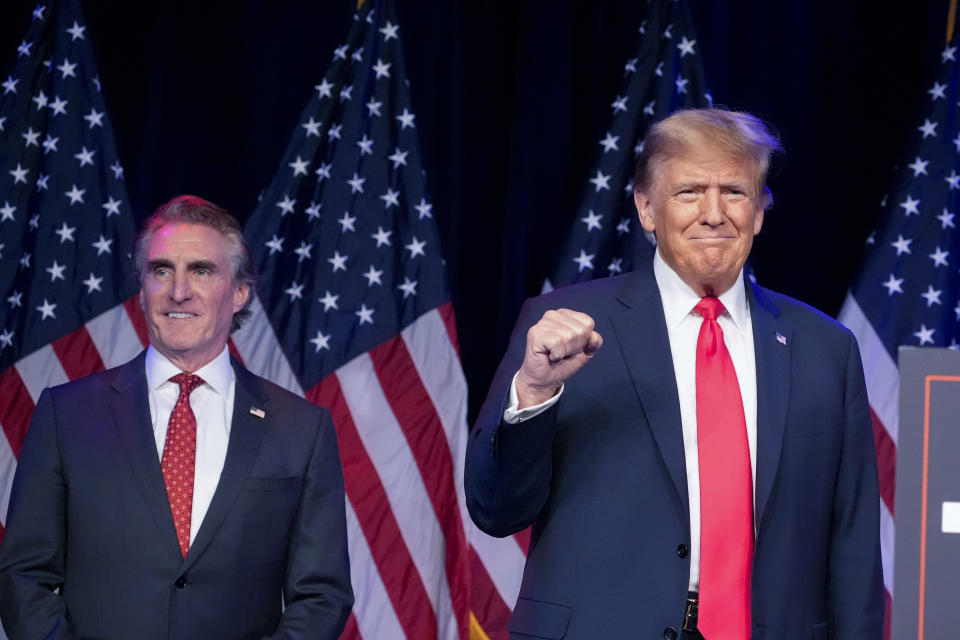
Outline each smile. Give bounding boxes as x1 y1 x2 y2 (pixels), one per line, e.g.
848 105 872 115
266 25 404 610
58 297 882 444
164 312 197 318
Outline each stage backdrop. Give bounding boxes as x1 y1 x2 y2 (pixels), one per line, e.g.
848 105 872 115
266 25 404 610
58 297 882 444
0 0 948 419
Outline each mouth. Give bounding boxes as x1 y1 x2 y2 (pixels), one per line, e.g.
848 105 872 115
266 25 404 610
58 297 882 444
163 312 198 319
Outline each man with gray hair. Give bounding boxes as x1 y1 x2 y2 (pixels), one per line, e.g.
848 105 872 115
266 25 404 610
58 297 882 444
466 109 883 639
0 195 353 639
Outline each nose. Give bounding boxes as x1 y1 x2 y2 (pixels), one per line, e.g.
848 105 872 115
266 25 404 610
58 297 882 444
169 271 192 302
700 188 725 228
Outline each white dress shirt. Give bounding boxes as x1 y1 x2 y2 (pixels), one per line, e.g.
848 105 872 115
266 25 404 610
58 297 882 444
145 345 235 544
504 249 758 591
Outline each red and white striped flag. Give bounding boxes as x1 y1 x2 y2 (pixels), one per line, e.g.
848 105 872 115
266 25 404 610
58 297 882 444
837 33 960 640
0 0 139 551
0 1 529 639
239 2 527 637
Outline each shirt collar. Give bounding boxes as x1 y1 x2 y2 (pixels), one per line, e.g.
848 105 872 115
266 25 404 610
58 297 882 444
145 344 234 396
652 248 751 335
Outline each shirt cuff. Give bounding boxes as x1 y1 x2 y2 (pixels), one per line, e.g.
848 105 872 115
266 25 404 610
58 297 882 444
503 371 564 424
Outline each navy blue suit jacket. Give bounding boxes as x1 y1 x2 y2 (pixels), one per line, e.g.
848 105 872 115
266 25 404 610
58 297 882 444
465 265 883 640
0 351 353 640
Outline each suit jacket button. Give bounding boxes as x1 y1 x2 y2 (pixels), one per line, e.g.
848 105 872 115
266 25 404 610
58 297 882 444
677 544 689 558
175 577 187 589
663 627 678 640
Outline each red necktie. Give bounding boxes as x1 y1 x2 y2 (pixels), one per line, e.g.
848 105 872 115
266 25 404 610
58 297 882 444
694 297 753 640
161 373 204 558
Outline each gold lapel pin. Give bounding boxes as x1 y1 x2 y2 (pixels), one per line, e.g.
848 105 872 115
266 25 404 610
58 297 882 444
249 407 266 419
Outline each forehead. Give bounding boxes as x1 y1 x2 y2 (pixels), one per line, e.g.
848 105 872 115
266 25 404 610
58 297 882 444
651 140 759 187
659 146 756 181
147 222 232 261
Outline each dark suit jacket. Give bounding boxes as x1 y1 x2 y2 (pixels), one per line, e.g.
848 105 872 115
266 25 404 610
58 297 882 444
465 264 883 640
0 351 353 640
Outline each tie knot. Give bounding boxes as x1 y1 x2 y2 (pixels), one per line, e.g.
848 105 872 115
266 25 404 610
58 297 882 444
694 296 726 322
170 373 204 395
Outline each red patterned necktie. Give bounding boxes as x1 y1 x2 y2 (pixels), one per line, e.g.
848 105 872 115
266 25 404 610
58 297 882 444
161 373 204 558
694 297 753 640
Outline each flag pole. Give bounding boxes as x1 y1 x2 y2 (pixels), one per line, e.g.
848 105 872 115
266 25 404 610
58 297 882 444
949 0 957 43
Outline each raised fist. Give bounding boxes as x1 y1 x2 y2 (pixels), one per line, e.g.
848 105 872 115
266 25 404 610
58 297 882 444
515 308 603 409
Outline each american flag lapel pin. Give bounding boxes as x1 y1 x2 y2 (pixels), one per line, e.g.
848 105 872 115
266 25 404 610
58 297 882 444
249 407 266 419
775 332 787 346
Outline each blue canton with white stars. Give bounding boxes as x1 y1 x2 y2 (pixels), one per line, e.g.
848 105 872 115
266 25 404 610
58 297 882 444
244 0 449 389
0 1 137 369
548 0 711 290
850 38 960 354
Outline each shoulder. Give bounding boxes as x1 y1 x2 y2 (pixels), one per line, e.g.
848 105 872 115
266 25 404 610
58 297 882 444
755 284 856 345
520 273 638 317
42 352 144 402
240 367 329 423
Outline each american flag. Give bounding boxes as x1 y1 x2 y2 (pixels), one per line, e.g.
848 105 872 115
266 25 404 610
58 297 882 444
0 2 141 638
837 33 960 640
239 1 523 638
543 0 710 293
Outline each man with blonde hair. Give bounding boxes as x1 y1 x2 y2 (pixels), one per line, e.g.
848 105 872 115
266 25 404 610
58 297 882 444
466 109 883 639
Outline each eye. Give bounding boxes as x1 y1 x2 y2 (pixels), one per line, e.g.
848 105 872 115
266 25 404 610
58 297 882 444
153 266 170 277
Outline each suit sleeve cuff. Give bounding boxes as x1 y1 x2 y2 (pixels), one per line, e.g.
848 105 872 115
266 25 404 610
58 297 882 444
503 371 564 424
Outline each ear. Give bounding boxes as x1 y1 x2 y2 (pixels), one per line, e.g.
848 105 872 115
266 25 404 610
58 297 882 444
233 282 250 313
138 287 145 310
634 190 657 233
753 206 764 236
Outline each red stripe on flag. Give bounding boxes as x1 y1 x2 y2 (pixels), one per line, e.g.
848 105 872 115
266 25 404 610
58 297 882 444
369 335 471 639
0 366 35 457
339 612 361 640
870 408 896 516
52 326 105 379
469 547 511 640
883 587 891 640
437 301 461 358
513 526 531 555
308 374 439 640
123 295 150 347
227 337 244 365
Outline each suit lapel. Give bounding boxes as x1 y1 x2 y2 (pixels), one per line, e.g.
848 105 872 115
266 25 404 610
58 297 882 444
109 350 184 562
184 360 269 569
748 283 791 529
609 268 689 523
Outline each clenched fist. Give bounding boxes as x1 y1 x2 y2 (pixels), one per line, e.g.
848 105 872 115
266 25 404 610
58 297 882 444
515 308 603 409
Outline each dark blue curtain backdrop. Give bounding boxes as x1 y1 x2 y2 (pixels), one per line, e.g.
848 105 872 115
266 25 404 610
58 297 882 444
1 1 949 421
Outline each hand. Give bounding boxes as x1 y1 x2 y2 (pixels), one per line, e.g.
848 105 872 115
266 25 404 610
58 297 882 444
515 308 603 409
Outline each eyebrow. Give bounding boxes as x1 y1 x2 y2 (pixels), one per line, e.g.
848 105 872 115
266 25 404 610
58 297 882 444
146 259 219 272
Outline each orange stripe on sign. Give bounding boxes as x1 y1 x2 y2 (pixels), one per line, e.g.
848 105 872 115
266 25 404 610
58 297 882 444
469 547 512 640
369 334 471 639
52 326 105 379
870 408 896 516
308 374 439 640
123 295 150 347
0 365 35 457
